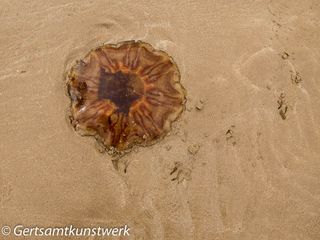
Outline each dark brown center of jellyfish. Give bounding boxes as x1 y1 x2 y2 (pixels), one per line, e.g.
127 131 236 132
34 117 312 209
98 68 144 114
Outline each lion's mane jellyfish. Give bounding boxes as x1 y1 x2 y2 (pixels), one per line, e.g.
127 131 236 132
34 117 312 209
67 40 186 152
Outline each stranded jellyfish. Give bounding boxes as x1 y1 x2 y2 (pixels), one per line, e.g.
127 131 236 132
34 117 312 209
67 40 186 152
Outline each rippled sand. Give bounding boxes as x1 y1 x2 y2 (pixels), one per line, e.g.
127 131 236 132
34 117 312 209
1 0 320 239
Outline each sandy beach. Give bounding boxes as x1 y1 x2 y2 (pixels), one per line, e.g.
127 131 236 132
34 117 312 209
1 0 320 239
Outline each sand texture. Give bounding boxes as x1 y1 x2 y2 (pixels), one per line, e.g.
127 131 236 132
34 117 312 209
1 0 320 239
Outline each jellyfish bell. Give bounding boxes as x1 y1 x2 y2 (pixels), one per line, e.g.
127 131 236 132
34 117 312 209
67 40 186 152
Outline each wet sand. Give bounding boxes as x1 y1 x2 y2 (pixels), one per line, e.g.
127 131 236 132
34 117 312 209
1 0 320 239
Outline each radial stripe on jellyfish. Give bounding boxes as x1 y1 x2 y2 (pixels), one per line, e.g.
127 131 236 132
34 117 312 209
67 40 186 151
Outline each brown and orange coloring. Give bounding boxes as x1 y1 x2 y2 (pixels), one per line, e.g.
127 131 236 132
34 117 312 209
67 40 186 152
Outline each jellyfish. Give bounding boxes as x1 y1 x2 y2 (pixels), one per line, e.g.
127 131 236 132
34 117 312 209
67 40 186 151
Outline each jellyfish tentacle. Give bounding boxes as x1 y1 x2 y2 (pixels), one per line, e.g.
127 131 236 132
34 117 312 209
140 60 170 78
145 96 175 107
97 49 117 72
140 104 161 134
93 51 114 73
140 62 164 77
128 44 141 70
144 70 172 83
76 74 101 81
147 87 183 102
132 103 160 137
123 44 140 70
145 90 182 107
131 109 149 135
110 113 123 146
76 101 113 123
124 44 132 68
